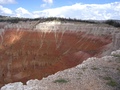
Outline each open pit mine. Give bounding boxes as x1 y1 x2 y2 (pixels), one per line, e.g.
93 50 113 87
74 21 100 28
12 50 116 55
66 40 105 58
0 19 120 87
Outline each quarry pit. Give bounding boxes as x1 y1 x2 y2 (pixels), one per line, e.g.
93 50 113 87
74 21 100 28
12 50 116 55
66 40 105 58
0 20 120 87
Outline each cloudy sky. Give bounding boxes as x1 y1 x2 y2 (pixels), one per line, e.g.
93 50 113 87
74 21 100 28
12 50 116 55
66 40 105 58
0 0 120 20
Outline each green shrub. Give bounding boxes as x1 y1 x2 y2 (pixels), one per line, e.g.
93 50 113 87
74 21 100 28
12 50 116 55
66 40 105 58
107 80 118 87
81 67 87 71
103 76 112 80
53 78 69 83
112 55 120 57
105 20 120 27
91 67 99 70
103 76 118 87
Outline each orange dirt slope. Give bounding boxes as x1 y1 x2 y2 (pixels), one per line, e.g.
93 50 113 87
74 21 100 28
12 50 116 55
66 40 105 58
0 28 112 87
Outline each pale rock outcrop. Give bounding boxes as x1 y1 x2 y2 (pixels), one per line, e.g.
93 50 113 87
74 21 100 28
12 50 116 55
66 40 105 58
1 82 23 90
111 49 120 56
112 33 120 50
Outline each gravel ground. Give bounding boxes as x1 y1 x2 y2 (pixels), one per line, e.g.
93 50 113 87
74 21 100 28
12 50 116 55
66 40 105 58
1 50 120 90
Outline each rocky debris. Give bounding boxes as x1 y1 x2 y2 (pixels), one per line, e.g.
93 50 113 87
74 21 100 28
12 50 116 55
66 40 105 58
112 33 120 50
1 82 23 90
1 50 120 90
111 50 120 56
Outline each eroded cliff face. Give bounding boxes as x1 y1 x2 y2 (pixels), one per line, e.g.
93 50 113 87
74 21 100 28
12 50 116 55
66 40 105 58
0 21 119 87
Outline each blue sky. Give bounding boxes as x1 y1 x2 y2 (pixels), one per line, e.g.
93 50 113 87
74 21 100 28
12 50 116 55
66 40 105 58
0 0 120 20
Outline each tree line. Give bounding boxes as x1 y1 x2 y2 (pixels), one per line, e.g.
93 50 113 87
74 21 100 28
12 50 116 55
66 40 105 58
0 15 120 27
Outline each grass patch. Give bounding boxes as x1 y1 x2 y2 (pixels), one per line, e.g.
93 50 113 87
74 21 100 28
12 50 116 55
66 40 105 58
77 72 83 80
117 68 120 73
81 67 87 71
103 76 112 80
103 76 118 87
112 55 120 57
77 72 83 75
53 78 69 83
91 67 99 70
107 80 118 87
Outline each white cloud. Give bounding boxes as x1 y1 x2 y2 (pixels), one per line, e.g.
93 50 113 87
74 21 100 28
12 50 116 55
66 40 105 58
0 5 12 15
40 3 47 8
15 7 33 18
0 2 120 20
0 0 16 4
33 2 120 20
43 0 53 4
41 0 53 8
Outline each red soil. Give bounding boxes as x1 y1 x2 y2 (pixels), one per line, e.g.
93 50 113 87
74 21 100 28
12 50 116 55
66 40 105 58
0 29 112 87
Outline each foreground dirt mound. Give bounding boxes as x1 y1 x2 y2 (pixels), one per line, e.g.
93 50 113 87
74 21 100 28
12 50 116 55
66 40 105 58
0 27 112 87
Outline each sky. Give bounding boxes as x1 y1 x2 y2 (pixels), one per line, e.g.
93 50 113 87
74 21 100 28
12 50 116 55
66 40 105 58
0 0 120 20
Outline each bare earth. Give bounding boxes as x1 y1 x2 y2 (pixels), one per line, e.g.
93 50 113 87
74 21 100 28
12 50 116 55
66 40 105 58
1 50 120 90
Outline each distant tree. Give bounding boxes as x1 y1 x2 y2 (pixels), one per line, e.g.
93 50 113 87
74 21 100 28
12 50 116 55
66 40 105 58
105 20 120 27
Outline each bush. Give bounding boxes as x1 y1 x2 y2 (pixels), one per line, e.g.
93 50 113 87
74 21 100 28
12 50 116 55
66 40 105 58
53 78 69 83
107 80 118 87
105 20 120 27
103 76 118 87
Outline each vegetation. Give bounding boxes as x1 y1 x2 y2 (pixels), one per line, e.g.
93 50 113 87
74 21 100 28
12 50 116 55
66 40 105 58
103 76 112 80
106 80 118 87
91 67 99 70
105 20 120 27
1 15 120 27
112 54 120 57
0 15 99 24
103 76 118 87
81 67 88 71
53 78 69 83
112 54 120 63
117 68 120 72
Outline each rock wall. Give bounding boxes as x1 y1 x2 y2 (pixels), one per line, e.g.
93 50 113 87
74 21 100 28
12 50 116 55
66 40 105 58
113 33 120 50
